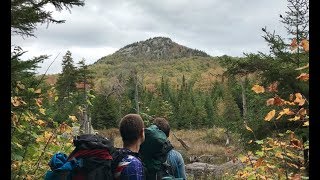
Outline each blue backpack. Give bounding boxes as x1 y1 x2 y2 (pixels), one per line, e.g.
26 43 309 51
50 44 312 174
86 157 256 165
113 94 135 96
45 134 115 180
45 152 81 180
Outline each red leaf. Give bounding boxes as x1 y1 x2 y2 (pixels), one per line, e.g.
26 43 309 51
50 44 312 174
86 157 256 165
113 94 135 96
296 73 309 81
290 38 298 51
267 81 278 92
274 95 285 106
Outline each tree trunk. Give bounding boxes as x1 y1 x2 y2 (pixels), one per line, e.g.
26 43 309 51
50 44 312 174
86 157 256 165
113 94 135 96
134 71 139 114
240 76 247 120
80 75 95 135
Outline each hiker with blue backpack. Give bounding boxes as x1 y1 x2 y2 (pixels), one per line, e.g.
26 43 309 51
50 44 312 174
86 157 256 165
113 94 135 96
153 117 186 180
45 113 146 180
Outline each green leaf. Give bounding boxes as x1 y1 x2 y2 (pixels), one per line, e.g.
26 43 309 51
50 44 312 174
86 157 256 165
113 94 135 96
286 130 294 134
12 154 24 161
31 132 38 138
55 96 59 101
53 121 59 128
87 99 93 106
87 93 95 98
255 151 264 157
255 140 264 145
301 176 310 179
13 142 23 149
248 175 256 180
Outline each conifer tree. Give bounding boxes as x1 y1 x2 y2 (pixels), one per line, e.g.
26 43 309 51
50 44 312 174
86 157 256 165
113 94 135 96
54 50 78 122
56 51 77 98
11 0 85 37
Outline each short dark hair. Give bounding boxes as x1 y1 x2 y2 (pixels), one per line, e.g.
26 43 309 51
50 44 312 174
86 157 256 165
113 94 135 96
153 117 170 137
119 114 144 145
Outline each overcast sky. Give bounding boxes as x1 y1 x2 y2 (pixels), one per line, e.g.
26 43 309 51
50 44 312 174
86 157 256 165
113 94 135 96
11 0 289 75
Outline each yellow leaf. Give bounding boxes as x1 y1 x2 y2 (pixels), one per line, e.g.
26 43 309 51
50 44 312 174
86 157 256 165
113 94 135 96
258 174 267 180
264 110 276 121
26 175 33 180
39 108 46 115
288 162 299 169
252 85 265 93
248 140 253 144
294 93 306 106
284 101 296 106
59 123 72 133
11 96 26 107
303 121 309 126
36 136 45 143
296 73 309 81
244 123 253 132
276 108 295 120
238 155 247 163
288 116 300 121
295 63 309 70
34 88 41 94
266 164 276 169
275 151 283 159
55 96 59 101
36 120 46 126
69 115 78 122
11 113 18 126
11 161 20 170
44 131 53 139
300 39 309 52
262 147 273 151
286 152 299 159
65 142 73 147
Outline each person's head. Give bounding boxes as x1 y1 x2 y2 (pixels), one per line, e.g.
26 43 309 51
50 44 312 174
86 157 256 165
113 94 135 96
153 117 170 137
119 114 145 147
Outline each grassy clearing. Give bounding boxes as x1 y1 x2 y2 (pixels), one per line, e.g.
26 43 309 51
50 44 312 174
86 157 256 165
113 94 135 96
98 128 243 165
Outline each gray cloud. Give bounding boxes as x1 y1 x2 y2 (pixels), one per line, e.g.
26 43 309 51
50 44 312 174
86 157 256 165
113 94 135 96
11 0 288 74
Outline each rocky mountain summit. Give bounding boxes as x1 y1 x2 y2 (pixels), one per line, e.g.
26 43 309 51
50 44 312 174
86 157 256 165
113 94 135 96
96 37 210 63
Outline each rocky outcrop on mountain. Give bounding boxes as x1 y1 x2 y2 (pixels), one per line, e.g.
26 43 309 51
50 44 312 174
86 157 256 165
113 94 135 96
96 37 209 63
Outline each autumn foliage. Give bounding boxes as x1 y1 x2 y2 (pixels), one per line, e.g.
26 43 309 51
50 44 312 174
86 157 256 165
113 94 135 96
235 38 309 179
11 83 79 179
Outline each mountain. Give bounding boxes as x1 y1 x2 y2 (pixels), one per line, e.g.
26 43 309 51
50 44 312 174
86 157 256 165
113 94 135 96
95 37 210 64
42 37 228 93
89 37 225 93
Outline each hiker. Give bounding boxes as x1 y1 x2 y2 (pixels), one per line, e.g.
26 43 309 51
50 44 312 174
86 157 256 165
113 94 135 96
45 133 115 180
112 114 145 180
153 117 187 180
139 117 186 180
